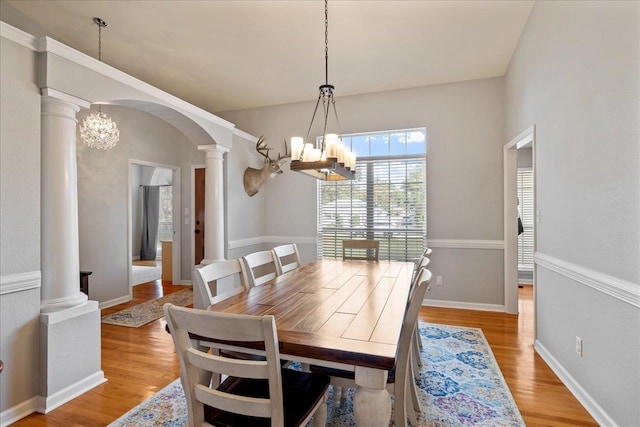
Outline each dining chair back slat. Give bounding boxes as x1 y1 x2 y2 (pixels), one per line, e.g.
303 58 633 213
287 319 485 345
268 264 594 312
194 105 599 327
342 239 379 261
243 250 279 287
193 259 249 309
272 244 302 275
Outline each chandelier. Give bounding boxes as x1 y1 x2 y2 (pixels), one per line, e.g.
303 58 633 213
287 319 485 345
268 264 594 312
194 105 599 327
289 0 356 180
80 17 120 150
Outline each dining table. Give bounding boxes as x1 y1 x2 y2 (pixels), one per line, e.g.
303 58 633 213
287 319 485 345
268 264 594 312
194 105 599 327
204 258 415 427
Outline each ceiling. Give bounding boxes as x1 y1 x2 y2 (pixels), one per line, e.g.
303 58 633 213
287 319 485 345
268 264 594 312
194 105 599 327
1 1 534 114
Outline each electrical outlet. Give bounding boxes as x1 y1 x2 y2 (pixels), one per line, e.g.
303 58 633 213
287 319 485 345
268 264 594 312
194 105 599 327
575 336 583 357
436 276 443 286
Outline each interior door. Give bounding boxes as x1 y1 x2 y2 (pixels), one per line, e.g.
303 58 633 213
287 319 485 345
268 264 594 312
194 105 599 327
195 168 205 265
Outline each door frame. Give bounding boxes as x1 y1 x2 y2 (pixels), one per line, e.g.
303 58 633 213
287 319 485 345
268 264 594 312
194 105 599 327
191 164 206 268
127 159 182 290
503 125 537 318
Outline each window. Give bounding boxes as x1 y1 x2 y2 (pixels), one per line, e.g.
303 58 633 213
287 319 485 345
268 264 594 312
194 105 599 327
157 185 173 252
517 168 534 270
318 129 427 261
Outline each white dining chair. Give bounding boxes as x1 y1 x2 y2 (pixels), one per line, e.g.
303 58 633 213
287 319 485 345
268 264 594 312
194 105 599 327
342 239 379 261
164 304 330 427
311 268 433 427
243 250 279 287
411 257 431 378
272 244 302 275
192 259 249 309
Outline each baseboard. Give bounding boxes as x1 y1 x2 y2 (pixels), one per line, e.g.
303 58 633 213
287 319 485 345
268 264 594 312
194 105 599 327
422 298 505 312
534 340 618 427
99 294 131 310
178 280 192 286
0 396 38 427
36 370 106 414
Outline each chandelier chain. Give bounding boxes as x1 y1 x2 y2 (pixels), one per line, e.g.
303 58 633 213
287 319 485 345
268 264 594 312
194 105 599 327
325 0 329 85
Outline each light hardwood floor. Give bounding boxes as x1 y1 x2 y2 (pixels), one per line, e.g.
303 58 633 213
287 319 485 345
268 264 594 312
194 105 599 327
12 284 596 426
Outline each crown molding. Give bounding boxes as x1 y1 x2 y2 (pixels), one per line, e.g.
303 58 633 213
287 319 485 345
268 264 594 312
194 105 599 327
0 21 37 50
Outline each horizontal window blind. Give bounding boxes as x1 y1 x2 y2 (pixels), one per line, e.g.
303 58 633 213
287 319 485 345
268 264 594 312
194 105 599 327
517 168 534 270
318 129 427 262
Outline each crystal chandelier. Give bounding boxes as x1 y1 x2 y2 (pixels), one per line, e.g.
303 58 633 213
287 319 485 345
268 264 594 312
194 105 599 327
289 0 356 181
80 17 119 150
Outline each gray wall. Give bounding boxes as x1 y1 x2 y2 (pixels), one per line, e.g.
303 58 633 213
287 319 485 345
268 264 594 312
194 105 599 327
0 36 42 416
220 77 507 306
504 1 639 425
77 105 204 303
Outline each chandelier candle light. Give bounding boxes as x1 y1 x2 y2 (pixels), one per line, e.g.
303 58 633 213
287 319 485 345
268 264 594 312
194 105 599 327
79 17 120 150
289 0 356 180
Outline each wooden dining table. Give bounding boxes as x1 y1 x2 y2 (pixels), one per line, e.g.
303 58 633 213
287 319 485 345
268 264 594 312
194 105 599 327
205 258 415 427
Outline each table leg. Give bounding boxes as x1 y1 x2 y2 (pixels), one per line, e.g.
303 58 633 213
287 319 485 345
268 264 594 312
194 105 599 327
353 366 391 427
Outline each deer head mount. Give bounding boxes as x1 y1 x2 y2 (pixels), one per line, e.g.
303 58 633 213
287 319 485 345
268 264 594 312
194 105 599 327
243 136 290 197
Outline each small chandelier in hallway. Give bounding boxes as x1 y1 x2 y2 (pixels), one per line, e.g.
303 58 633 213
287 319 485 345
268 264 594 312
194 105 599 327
79 17 120 150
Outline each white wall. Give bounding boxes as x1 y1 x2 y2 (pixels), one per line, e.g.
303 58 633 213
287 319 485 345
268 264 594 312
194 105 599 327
77 105 204 304
220 77 507 306
504 1 639 425
0 36 42 420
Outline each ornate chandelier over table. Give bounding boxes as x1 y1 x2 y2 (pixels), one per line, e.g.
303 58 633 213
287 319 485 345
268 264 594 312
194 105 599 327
79 17 120 150
289 0 356 181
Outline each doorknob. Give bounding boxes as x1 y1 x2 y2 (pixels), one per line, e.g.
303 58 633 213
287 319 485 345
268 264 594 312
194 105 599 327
194 229 200 234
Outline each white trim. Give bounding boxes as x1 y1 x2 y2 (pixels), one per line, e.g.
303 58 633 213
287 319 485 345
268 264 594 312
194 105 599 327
0 21 37 50
534 340 618 427
36 36 235 131
41 88 91 109
233 128 259 143
98 295 131 310
0 271 41 295
427 239 504 250
0 396 38 427
35 371 106 414
421 298 505 312
506 125 535 150
535 252 640 308
228 235 317 250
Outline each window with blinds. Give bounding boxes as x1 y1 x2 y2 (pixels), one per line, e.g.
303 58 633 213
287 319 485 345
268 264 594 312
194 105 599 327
517 168 534 270
317 129 427 261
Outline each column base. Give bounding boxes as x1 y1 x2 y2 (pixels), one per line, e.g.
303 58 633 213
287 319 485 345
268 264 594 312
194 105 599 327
38 300 105 413
40 291 88 313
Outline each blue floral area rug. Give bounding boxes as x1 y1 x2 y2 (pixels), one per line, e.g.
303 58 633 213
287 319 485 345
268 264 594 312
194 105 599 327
108 323 524 426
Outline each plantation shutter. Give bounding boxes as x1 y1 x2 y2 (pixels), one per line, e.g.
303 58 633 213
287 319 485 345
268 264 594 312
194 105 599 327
517 168 534 270
317 129 427 262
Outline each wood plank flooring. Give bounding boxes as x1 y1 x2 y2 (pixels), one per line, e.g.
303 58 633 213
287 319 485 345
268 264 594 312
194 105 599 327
12 283 596 426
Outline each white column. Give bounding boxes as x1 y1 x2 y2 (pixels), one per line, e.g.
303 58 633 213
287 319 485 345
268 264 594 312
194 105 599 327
198 144 230 264
38 89 105 413
40 89 90 313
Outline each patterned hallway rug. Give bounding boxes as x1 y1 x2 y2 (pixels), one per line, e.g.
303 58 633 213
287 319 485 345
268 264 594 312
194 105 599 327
101 288 193 328
108 323 524 426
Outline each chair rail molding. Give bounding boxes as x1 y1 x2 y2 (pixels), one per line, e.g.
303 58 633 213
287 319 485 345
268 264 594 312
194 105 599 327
535 252 640 308
228 235 317 250
427 239 504 250
0 271 41 295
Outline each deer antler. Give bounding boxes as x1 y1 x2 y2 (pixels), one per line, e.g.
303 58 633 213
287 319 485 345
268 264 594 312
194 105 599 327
255 136 271 160
278 139 291 162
